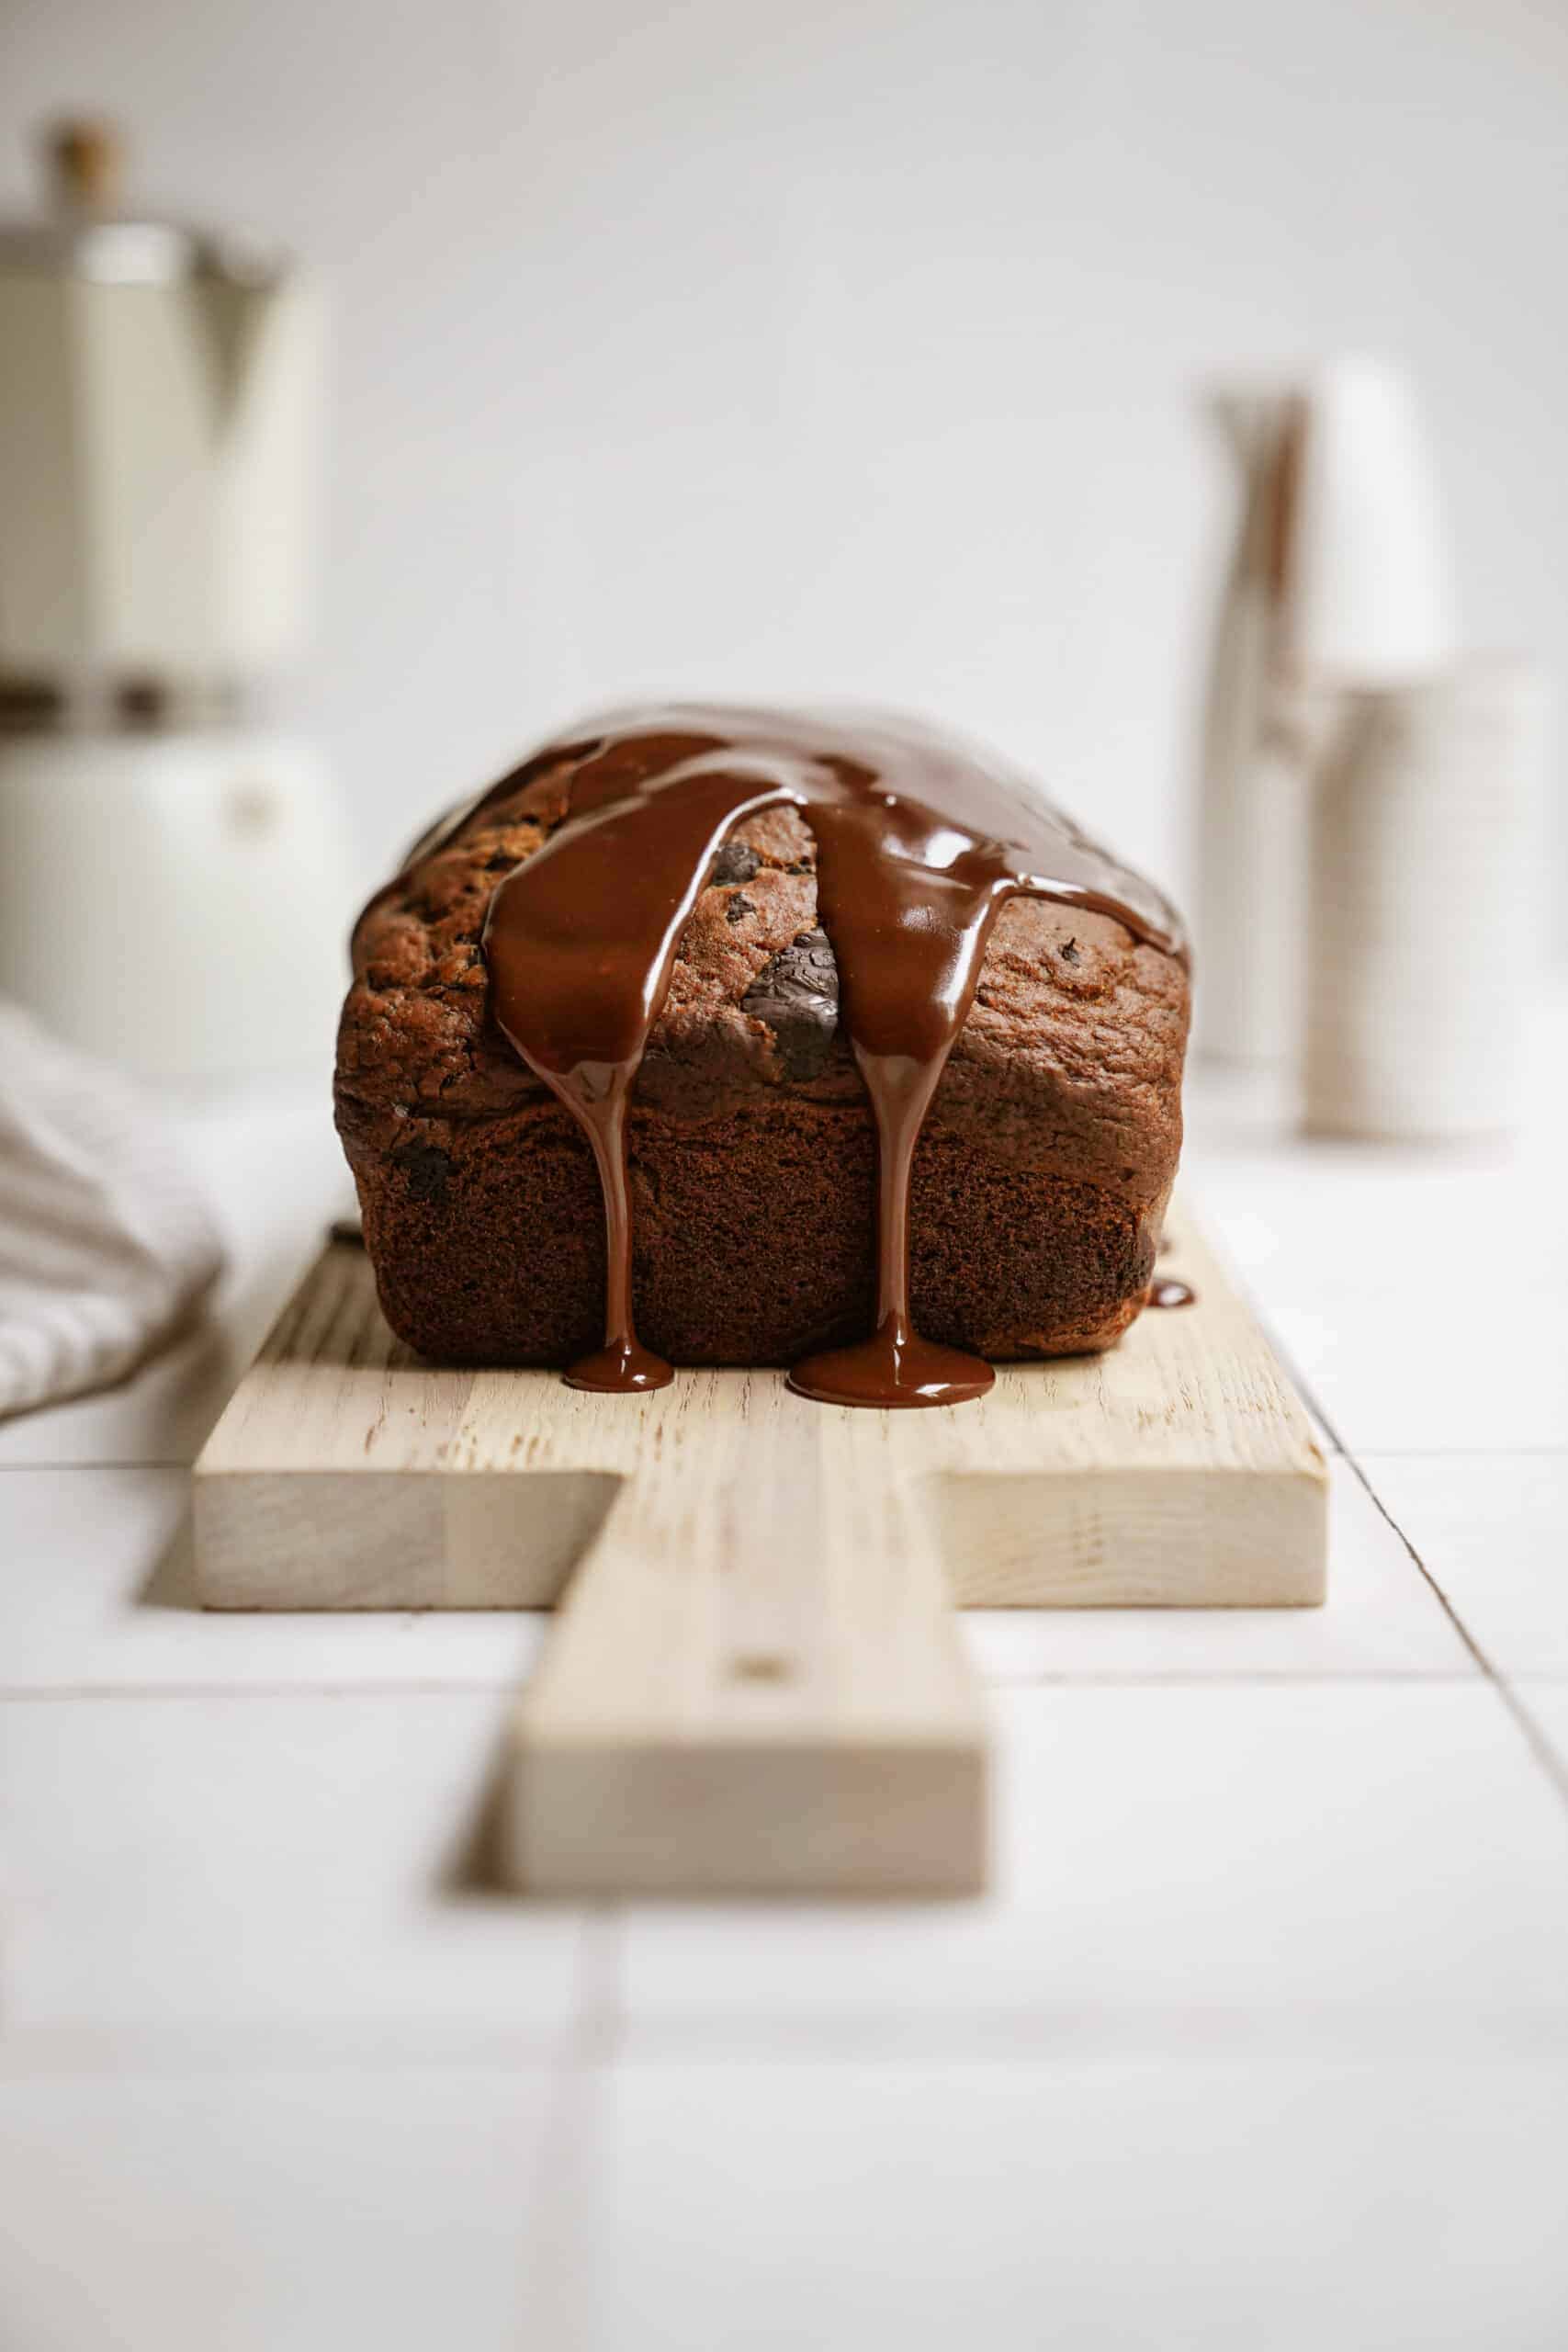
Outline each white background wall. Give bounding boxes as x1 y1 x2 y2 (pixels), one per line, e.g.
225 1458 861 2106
5 0 1568 925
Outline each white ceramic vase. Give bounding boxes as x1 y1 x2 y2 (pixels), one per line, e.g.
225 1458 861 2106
1193 358 1456 1069
1192 389 1308 1067
1282 357 1455 684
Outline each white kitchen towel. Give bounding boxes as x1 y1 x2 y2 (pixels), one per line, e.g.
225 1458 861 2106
0 1002 225 1418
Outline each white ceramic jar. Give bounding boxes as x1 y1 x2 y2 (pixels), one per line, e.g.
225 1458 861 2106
0 718 355 1082
1303 660 1548 1141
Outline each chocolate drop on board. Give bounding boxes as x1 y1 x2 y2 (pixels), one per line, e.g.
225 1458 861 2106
1148 1277 1196 1309
478 706 1188 1408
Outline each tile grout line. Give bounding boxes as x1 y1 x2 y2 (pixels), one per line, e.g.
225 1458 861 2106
7 1668 1556 1708
571 1903 625 2067
0 1680 536 1702
0 1460 199 1474
975 1668 1501 1687
1273 1339 1568 1817
0 1448 204 1467
549 1289 1562 2071
513 1899 619 2334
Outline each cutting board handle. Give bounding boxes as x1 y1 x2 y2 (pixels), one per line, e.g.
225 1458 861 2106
502 1395 989 1898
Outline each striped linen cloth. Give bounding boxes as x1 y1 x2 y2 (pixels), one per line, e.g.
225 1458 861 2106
0 1003 224 1419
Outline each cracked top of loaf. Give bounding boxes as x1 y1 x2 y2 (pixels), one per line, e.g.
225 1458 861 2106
335 732 1189 1200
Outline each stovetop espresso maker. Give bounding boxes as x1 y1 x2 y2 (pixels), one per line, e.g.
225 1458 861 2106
0 119 353 1080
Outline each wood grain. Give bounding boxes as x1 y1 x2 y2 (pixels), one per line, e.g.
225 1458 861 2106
191 1203 1325 1894
503 1374 987 1894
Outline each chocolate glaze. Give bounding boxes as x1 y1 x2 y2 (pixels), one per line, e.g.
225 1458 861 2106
1148 1277 1196 1309
475 706 1187 1408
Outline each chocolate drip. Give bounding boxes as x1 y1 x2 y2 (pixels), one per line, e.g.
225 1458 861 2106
478 706 1187 1408
1148 1277 1196 1309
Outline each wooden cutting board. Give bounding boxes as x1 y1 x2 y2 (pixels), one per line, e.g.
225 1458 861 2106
191 1205 1326 1897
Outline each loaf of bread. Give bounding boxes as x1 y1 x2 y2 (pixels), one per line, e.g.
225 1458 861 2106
334 707 1190 1376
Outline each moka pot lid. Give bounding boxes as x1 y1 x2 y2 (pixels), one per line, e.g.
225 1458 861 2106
0 118 287 289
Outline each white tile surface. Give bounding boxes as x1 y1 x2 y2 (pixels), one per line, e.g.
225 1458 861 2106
0 1456 1466 1701
0 1468 547 1692
0 1692 584 2051
961 1457 1473 1683
582 2049 1568 2352
1358 1451 1568 1679
616 1684 1568 2043
1190 1114 1568 1454
0 2063 573 2352
5 1035 1568 2347
1528 1685 1568 1781
1272 1291 1568 1457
